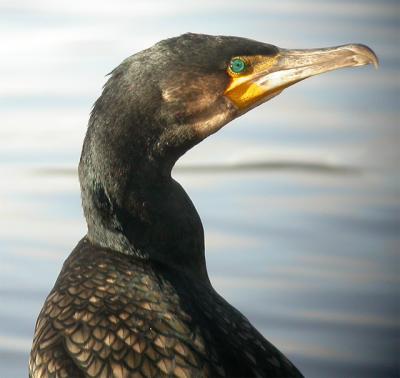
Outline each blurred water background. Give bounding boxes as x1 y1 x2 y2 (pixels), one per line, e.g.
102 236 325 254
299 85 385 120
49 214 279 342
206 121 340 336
1 0 399 377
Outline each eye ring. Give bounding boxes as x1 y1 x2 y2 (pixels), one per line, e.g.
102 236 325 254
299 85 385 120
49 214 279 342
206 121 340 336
229 57 247 75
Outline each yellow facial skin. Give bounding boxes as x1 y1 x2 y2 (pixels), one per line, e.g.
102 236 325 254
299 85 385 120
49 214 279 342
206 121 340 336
224 44 378 111
224 55 279 110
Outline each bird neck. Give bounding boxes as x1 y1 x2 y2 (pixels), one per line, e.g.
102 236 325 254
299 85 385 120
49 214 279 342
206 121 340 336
122 175 210 282
80 152 209 283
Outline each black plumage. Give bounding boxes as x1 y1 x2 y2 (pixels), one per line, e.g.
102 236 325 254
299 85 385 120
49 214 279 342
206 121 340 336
29 33 377 377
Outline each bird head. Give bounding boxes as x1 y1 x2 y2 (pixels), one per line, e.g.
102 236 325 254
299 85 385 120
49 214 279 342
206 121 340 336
88 33 377 174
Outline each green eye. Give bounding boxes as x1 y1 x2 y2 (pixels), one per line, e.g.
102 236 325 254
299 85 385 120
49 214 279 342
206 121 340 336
230 58 246 74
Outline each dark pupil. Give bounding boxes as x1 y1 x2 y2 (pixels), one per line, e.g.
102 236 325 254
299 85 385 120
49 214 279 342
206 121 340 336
231 59 245 73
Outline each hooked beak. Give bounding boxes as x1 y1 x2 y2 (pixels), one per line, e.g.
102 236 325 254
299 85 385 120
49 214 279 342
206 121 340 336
224 44 379 110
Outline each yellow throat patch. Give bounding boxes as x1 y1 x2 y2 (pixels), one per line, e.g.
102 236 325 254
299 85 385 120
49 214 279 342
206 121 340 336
224 55 279 109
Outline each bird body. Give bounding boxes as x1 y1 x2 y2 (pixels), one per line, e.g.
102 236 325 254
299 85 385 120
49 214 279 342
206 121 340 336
29 33 377 377
30 237 300 377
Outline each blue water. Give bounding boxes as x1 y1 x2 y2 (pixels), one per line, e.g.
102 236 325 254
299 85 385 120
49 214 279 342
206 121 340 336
0 1 399 377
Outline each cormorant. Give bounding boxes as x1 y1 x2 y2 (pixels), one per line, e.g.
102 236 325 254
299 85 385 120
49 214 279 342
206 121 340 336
29 33 377 378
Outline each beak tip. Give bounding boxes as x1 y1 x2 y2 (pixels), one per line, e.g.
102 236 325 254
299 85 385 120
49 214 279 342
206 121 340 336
349 43 379 69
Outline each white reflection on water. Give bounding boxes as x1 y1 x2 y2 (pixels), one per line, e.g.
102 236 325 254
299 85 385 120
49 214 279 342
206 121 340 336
0 0 399 377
